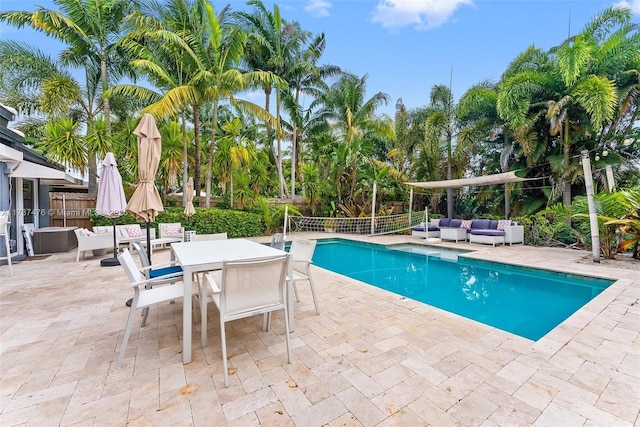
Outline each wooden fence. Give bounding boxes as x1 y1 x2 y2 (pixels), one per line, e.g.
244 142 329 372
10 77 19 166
49 193 95 229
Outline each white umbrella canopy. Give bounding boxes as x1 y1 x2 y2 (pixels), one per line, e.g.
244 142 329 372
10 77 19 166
184 177 195 218
96 152 127 218
96 152 127 266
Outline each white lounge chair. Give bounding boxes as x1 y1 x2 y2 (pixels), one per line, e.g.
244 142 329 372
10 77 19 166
74 228 114 262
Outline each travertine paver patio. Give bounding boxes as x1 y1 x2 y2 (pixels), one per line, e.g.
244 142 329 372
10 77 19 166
1 233 638 426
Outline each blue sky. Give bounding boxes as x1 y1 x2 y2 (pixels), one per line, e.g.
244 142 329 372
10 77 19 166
1 0 639 118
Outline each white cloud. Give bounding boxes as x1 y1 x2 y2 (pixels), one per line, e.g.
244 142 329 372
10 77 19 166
371 0 474 31
305 0 332 18
613 0 640 15
240 89 265 103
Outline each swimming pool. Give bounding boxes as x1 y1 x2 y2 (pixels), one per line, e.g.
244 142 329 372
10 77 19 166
311 239 614 340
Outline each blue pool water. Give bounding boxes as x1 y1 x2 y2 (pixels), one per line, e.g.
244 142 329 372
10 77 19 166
311 239 614 340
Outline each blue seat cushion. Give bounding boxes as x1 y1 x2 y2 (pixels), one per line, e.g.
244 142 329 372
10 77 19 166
149 265 183 278
439 218 451 227
469 229 505 236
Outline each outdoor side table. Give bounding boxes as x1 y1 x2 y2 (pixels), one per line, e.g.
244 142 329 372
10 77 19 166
440 227 467 243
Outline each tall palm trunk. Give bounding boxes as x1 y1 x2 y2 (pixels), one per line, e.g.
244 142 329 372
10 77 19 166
275 89 285 197
562 116 572 208
193 105 201 199
230 174 234 208
181 112 188 206
89 54 111 195
291 87 300 198
205 101 219 208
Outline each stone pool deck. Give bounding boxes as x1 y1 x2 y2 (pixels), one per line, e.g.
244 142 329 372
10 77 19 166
1 233 638 426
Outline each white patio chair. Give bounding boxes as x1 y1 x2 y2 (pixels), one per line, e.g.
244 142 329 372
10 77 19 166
191 232 227 241
270 233 285 250
203 254 291 387
130 241 183 283
22 223 35 257
0 211 11 276
288 238 320 315
130 241 189 324
117 249 185 366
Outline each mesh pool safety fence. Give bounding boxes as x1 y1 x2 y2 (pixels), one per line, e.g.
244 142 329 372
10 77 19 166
288 211 427 236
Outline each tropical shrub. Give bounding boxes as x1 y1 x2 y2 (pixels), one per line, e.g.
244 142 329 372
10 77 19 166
599 188 640 259
91 207 265 237
515 210 575 247
255 198 302 235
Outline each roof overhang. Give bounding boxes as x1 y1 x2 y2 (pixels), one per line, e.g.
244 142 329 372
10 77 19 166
406 171 529 189
0 143 23 164
9 160 84 186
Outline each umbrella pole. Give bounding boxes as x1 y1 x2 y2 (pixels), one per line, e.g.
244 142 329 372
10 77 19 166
100 217 120 267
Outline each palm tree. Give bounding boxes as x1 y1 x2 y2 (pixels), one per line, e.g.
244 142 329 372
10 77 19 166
236 0 297 197
0 40 114 175
457 81 524 217
1 0 134 193
39 117 87 171
281 29 339 198
197 0 279 208
312 72 392 207
116 0 206 202
498 7 636 208
159 121 184 198
213 118 256 208
423 84 460 218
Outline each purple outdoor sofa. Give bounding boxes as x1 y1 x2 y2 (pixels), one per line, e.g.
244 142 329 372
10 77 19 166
412 218 524 246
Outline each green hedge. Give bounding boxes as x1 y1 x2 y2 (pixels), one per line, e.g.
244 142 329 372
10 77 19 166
90 207 265 238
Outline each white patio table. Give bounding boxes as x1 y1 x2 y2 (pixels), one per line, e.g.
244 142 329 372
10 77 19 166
171 238 289 364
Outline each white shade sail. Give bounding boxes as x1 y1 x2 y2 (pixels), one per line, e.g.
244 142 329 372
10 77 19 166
406 171 528 189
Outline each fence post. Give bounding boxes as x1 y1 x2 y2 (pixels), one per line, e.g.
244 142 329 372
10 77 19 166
409 187 413 225
283 205 288 239
581 150 600 263
371 181 377 235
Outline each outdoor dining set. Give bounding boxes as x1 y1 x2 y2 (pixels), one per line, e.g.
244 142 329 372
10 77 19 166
115 231 319 388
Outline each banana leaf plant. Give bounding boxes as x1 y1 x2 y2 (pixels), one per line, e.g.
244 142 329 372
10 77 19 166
600 188 640 259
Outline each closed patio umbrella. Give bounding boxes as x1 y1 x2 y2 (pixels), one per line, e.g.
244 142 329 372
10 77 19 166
95 152 127 267
126 113 164 262
184 177 195 218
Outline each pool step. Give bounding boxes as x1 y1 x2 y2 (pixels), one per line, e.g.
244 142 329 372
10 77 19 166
388 245 460 261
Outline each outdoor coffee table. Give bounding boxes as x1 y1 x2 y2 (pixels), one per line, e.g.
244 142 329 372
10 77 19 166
440 227 467 242
171 238 290 364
